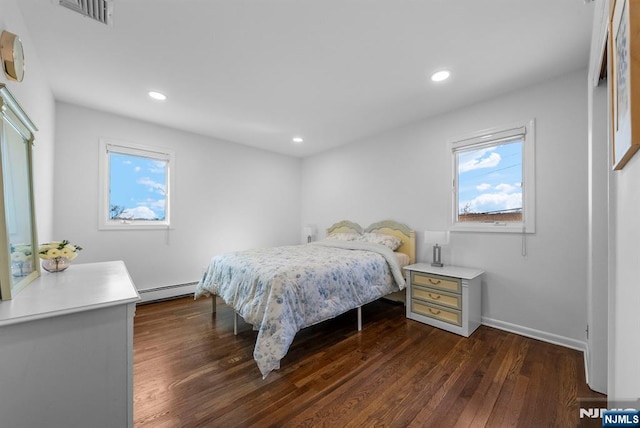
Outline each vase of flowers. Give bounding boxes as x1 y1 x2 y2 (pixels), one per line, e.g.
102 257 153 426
39 240 83 272
10 244 34 277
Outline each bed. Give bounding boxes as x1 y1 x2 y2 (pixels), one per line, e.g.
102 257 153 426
195 220 415 378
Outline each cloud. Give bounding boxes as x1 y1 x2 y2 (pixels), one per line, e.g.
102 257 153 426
468 192 522 212
121 206 158 220
137 177 166 195
459 151 501 173
495 183 517 193
464 181 522 213
134 166 141 172
148 160 167 174
144 198 166 211
476 183 491 191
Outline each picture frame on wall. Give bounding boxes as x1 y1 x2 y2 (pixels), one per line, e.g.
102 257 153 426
610 0 640 170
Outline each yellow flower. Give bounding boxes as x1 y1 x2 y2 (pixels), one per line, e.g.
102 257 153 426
11 252 27 262
60 247 76 260
38 243 54 252
14 245 32 255
38 240 82 260
47 249 61 258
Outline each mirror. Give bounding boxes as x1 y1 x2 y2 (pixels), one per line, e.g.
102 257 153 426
0 84 38 300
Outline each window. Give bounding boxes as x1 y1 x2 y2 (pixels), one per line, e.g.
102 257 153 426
451 119 535 233
99 139 174 230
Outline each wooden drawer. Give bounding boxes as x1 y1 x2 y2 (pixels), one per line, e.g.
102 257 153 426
411 300 462 326
411 272 461 294
412 284 461 310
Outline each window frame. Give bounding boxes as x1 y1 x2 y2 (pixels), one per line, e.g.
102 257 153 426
450 119 536 234
98 138 174 230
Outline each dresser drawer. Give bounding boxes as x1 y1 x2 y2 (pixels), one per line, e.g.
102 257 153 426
411 300 462 326
412 284 461 310
411 272 461 294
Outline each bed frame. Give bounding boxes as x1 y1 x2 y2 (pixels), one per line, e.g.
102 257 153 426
326 219 415 330
214 220 416 334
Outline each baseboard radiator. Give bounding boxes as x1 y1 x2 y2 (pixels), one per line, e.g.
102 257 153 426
137 282 198 304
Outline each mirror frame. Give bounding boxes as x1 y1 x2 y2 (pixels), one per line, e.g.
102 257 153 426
0 84 39 300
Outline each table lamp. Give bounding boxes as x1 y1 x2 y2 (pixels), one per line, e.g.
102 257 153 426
303 226 316 243
424 230 450 267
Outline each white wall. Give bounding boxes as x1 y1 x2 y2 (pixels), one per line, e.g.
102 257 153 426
0 0 56 242
302 69 589 347
54 102 301 290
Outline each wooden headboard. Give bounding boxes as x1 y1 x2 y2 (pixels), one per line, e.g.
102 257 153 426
326 219 416 264
365 220 416 264
326 220 363 235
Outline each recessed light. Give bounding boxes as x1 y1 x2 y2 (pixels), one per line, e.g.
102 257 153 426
148 91 167 101
430 70 450 82
292 137 304 144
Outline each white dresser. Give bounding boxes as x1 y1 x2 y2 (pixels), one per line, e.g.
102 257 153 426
405 263 483 337
0 261 140 428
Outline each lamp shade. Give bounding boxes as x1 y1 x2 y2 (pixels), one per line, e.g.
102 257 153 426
424 230 450 245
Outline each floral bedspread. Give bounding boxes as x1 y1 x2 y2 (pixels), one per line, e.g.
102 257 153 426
195 240 406 378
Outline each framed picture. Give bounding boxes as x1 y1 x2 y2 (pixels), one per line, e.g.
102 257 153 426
611 0 640 170
0 84 39 300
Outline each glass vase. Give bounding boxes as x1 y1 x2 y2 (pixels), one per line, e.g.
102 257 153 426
42 257 71 273
11 259 33 277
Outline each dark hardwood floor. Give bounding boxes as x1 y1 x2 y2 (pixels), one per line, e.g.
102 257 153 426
133 296 605 427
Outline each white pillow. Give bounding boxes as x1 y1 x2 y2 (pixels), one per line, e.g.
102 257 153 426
360 232 403 250
325 232 361 241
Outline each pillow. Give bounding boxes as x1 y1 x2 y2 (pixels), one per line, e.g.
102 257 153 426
360 232 403 250
325 232 361 241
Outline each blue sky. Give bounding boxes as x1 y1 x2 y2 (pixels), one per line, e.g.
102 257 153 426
457 140 523 215
109 153 167 220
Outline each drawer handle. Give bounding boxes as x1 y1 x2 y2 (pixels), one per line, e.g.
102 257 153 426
428 279 441 285
428 308 441 315
428 293 441 300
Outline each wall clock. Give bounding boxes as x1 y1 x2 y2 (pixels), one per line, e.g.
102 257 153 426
0 31 24 82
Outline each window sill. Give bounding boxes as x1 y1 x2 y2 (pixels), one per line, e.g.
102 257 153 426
450 222 535 234
99 222 172 231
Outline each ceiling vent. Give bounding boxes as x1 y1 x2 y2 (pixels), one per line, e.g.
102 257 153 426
57 0 113 26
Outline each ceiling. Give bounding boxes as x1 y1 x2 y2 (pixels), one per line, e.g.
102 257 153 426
16 0 594 157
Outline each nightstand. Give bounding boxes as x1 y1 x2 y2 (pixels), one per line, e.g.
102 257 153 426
404 263 483 337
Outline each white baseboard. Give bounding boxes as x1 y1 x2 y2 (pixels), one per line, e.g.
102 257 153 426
484 317 590 387
583 347 590 385
482 316 587 353
137 282 197 304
